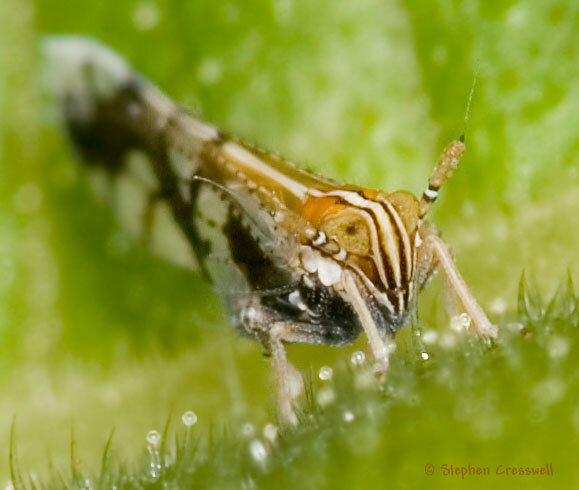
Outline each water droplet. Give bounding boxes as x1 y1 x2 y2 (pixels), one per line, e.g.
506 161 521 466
318 366 333 381
547 336 570 360
241 477 256 490
532 378 566 407
490 297 508 315
241 422 255 437
249 439 268 463
198 58 223 85
376 345 388 358
420 352 430 360
146 430 162 481
274 0 293 24
439 332 457 350
316 387 336 407
350 350 366 366
342 411 355 423
354 370 375 390
450 313 471 332
263 423 278 443
146 429 161 446
422 330 438 345
132 2 160 30
506 322 525 333
181 410 198 427
459 313 472 327
506 4 527 27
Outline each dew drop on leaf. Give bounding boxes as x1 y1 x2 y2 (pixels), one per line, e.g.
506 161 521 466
318 366 333 381
350 350 366 366
263 423 278 443
181 410 198 427
249 439 268 464
146 430 161 447
343 411 355 423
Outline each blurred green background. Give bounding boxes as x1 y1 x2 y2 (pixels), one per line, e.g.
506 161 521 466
0 0 577 487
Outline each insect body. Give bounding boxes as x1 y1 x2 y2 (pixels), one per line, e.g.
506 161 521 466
46 37 497 425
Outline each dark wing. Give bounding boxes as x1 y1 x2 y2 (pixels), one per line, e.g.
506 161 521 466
45 37 226 275
45 37 289 284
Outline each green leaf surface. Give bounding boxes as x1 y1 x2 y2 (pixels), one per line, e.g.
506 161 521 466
0 0 577 488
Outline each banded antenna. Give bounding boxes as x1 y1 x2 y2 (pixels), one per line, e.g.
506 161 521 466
419 72 478 219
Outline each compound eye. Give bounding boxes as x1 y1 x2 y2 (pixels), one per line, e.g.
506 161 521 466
321 213 370 255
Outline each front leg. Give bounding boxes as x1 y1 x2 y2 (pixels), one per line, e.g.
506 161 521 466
417 229 497 339
341 271 391 376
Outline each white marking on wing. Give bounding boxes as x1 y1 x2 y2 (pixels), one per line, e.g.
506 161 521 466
181 116 219 141
169 147 196 181
221 142 308 199
42 36 133 120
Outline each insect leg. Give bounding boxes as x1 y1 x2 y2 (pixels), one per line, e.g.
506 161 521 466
268 315 361 425
267 322 307 427
420 232 497 338
241 301 343 425
442 273 463 319
341 271 390 376
238 305 299 426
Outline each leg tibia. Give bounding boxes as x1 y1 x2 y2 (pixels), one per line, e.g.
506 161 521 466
417 232 497 338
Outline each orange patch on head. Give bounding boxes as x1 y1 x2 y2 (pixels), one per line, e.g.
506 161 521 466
361 188 380 200
301 195 347 227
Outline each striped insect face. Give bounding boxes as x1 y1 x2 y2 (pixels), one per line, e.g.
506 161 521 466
299 188 420 328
